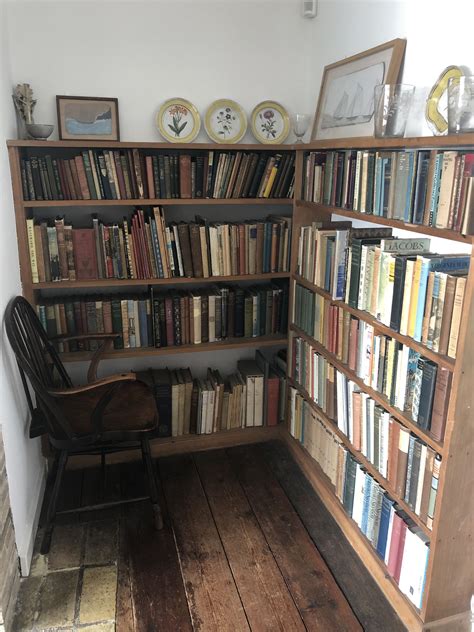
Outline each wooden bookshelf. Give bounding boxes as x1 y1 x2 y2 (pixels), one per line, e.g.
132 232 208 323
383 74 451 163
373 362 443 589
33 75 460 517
32 272 290 291
292 273 456 371
289 136 474 629
289 323 444 455
8 135 474 630
295 200 473 244
25 198 292 208
59 333 287 363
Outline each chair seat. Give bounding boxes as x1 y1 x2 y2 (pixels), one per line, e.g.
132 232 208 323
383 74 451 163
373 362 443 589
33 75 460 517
56 380 158 436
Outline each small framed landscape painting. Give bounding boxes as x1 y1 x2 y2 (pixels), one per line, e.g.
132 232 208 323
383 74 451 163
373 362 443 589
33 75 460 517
56 96 120 141
311 38 406 140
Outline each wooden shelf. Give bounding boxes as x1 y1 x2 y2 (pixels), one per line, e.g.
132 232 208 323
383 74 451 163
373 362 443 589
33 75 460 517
8 139 295 151
288 377 432 537
24 198 293 208
59 333 287 362
295 201 473 244
289 323 444 455
282 431 424 631
68 424 282 468
33 272 291 291
292 274 456 371
303 134 474 151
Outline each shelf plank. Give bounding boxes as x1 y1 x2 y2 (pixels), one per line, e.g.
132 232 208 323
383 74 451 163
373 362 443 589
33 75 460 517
25 198 293 208
34 272 290 291
59 333 287 362
66 425 281 467
8 139 296 151
281 430 424 631
289 323 444 455
288 377 432 537
295 201 473 244
292 274 455 371
303 134 474 151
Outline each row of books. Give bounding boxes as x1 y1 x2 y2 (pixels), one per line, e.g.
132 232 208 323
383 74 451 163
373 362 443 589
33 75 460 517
296 226 469 358
291 300 450 440
302 149 474 233
139 350 287 437
26 211 292 283
289 389 431 609
292 342 441 527
20 150 295 201
37 283 289 353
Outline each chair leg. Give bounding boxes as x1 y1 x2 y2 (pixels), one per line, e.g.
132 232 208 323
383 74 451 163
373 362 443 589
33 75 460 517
140 437 163 530
41 450 68 554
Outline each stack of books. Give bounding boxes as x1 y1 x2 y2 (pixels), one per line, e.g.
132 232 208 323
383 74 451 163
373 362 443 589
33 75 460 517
302 149 474 234
289 388 433 609
296 226 469 358
292 327 450 441
20 150 295 201
26 211 292 282
37 282 289 352
139 350 287 437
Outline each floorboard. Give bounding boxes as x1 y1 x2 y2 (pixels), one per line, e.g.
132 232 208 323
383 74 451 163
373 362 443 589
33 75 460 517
194 449 305 632
118 460 192 632
259 440 407 632
227 444 363 631
159 453 250 632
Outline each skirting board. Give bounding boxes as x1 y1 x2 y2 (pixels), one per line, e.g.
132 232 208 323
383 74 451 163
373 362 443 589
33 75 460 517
18 464 46 576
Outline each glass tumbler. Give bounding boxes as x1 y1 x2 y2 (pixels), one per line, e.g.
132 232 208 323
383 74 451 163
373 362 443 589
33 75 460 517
448 76 474 134
374 84 415 138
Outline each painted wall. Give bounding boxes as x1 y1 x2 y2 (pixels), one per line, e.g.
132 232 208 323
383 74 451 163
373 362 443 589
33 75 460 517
0 0 46 575
306 0 474 137
6 0 313 143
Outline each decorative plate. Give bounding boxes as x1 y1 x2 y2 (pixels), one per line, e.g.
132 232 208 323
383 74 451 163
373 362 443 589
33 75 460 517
156 98 201 143
425 66 463 135
204 99 247 144
251 101 290 144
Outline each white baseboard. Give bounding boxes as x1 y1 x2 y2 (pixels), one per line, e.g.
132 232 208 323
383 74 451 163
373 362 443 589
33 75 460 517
17 464 46 576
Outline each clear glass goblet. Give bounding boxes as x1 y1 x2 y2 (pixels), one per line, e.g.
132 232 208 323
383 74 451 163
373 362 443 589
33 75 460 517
293 114 310 143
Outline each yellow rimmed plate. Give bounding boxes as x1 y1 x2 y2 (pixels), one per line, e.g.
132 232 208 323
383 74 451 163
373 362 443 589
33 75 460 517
157 98 201 143
251 101 290 144
204 99 247 144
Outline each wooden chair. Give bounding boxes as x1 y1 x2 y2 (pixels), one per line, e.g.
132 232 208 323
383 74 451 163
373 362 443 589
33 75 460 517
5 296 163 554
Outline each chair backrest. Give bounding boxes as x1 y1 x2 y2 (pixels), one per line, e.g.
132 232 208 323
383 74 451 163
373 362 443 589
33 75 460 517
5 296 74 438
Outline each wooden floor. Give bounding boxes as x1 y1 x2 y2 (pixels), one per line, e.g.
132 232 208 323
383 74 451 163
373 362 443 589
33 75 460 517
57 440 406 631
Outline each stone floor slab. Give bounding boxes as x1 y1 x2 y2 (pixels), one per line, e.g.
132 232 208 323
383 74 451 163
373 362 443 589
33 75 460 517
35 569 79 629
83 520 118 567
78 565 117 625
48 523 85 571
11 576 42 632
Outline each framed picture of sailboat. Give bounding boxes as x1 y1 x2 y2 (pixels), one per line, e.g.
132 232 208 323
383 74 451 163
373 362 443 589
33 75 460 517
311 39 406 140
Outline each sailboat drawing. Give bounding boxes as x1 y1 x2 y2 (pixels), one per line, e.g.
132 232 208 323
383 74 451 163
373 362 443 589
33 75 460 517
321 62 384 129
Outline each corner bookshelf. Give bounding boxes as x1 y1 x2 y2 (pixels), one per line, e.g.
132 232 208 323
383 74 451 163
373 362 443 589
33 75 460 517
284 135 474 630
8 135 474 629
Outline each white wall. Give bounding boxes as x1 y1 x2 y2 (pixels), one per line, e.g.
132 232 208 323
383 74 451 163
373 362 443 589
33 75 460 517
6 0 313 142
306 0 474 136
0 0 46 575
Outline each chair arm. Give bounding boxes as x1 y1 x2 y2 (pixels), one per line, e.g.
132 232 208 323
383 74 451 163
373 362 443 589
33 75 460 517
46 372 136 397
51 333 120 383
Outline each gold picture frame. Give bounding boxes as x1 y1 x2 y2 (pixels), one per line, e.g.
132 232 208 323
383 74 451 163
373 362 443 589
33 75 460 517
311 38 406 141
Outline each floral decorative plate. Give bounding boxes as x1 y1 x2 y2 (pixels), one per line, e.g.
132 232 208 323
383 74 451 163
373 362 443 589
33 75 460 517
157 98 201 143
204 99 247 144
251 101 290 144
